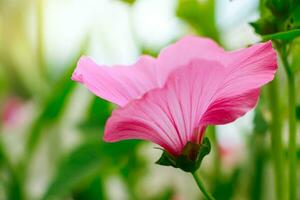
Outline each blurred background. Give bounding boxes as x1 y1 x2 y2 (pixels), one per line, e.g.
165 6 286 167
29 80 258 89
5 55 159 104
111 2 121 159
0 0 299 200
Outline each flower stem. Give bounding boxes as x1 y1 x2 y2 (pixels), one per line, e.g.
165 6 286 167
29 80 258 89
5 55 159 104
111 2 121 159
192 171 215 200
267 77 286 200
287 73 297 200
280 44 297 200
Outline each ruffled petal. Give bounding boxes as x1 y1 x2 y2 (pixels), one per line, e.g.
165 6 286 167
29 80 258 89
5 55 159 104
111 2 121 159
156 36 224 82
104 59 226 155
71 55 160 107
201 89 260 124
201 41 277 124
71 36 224 107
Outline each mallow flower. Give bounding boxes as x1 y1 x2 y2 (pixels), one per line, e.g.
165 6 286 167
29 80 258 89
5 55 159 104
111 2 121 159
72 36 277 199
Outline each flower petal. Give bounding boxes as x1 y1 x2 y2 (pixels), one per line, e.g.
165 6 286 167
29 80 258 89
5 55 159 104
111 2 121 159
201 41 277 124
201 89 260 124
156 35 224 81
71 55 160 107
104 40 277 154
104 59 226 155
71 36 224 107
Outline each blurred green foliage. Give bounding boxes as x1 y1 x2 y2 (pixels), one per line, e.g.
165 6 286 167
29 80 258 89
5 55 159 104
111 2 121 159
0 0 299 200
43 141 105 200
26 50 80 154
177 0 220 43
251 0 300 34
251 0 300 44
252 0 300 200
119 0 136 5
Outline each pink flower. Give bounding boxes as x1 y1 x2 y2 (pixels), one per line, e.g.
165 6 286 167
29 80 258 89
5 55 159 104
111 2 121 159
1 96 24 127
72 36 277 156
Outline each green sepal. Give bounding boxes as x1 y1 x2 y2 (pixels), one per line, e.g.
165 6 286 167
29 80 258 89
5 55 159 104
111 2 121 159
155 137 211 172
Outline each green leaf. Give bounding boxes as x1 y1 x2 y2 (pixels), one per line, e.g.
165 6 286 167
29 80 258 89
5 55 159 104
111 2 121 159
156 137 211 172
26 63 76 153
0 142 24 200
262 29 300 41
42 141 103 200
26 41 88 154
6 175 23 200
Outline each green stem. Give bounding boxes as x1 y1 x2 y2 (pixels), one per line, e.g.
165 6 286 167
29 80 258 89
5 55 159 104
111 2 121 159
287 73 297 200
36 0 46 79
250 129 266 200
192 171 215 200
280 45 297 200
268 77 286 200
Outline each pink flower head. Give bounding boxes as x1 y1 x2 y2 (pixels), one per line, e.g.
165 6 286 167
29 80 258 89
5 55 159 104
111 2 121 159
72 36 277 156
